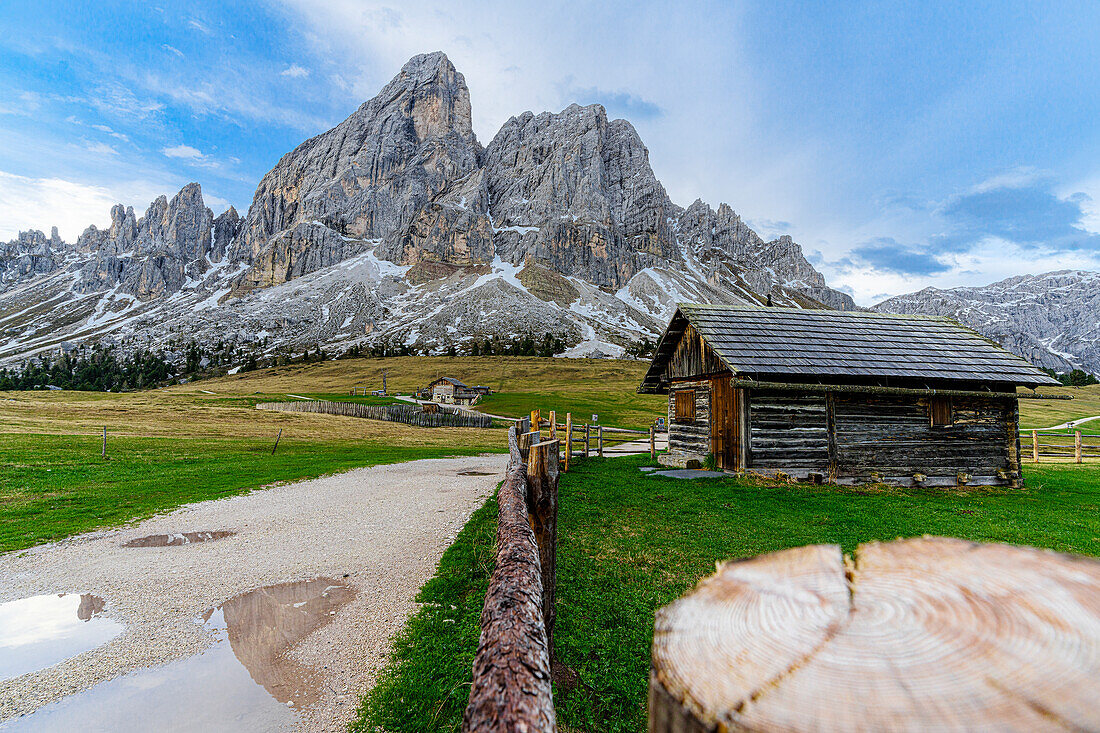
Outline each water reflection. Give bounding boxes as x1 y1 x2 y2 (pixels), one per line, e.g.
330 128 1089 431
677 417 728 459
3 577 354 731
122 530 236 548
0 593 123 682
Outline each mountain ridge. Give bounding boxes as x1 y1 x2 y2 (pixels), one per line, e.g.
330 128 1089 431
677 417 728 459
874 269 1100 375
1 51 854 367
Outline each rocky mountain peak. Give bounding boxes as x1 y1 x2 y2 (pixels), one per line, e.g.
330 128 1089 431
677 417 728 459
1 52 861 367
231 50 482 292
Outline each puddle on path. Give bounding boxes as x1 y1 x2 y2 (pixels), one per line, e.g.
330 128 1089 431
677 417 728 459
4 577 354 732
458 470 496 476
0 594 123 682
122 530 236 548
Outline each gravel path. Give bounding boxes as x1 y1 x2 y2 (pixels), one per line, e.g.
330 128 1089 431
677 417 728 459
0 454 508 731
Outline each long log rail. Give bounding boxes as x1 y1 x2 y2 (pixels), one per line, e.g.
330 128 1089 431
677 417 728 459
463 423 560 732
255 399 493 427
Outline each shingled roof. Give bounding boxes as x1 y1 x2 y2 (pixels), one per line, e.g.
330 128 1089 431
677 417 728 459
638 304 1058 393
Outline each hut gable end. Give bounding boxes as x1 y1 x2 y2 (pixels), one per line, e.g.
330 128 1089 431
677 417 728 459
667 323 730 382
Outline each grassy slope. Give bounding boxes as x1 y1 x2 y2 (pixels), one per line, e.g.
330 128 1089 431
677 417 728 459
355 458 1100 732
1017 384 1100 430
0 356 666 553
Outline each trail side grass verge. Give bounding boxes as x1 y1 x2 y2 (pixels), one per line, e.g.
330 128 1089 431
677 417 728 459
353 457 1100 732
0 433 502 553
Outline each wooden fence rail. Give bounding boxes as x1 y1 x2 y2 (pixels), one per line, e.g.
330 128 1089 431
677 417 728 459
255 399 493 428
1022 430 1100 463
464 424 560 732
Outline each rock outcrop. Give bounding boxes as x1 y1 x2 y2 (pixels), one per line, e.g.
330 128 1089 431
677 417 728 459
232 51 481 289
69 182 215 300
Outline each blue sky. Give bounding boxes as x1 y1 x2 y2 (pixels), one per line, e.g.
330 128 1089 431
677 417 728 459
2 1 1099 304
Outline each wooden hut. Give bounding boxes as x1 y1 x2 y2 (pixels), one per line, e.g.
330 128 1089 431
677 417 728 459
426 377 489 405
638 305 1059 487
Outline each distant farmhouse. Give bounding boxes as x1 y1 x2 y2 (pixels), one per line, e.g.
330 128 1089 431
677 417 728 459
639 305 1059 487
422 377 492 406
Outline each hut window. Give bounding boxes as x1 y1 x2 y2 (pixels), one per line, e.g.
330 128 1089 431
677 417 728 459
675 389 696 422
930 396 953 427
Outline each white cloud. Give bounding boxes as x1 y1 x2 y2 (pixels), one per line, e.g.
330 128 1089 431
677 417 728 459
0 171 159 241
0 91 43 116
162 44 185 58
161 143 224 170
161 144 204 160
90 123 129 142
281 64 310 78
188 19 212 35
82 140 118 156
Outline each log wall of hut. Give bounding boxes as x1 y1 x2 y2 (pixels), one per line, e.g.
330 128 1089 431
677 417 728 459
743 388 1020 487
665 378 712 464
831 393 1016 485
748 393 830 471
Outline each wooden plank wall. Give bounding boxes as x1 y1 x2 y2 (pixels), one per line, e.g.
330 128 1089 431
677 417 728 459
749 393 830 471
745 390 1016 485
667 378 711 458
665 324 727 381
832 394 1012 481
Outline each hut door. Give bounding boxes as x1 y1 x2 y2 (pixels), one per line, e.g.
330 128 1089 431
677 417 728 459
711 378 743 471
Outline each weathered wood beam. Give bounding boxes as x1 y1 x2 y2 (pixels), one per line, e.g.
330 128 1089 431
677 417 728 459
732 378 1071 400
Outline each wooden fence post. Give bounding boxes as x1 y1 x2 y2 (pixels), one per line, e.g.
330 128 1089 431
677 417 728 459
584 423 590 458
564 414 572 473
1076 430 1083 464
1032 430 1039 463
272 427 282 455
526 440 560 659
549 410 557 440
650 424 656 460
531 409 540 437
598 425 604 457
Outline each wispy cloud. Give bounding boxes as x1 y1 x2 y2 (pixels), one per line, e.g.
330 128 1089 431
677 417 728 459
162 144 204 160
81 140 119 156
281 64 310 78
188 18 212 35
566 85 663 121
162 44 185 58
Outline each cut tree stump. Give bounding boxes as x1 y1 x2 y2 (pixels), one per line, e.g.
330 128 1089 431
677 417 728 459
650 536 1100 732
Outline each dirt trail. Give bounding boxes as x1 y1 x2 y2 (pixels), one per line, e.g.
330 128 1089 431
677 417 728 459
0 454 507 731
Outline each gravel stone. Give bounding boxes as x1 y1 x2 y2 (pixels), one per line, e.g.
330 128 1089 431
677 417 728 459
0 454 507 731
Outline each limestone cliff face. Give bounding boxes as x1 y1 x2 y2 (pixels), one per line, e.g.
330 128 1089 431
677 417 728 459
232 51 481 290
482 105 679 288
69 182 215 300
0 227 65 285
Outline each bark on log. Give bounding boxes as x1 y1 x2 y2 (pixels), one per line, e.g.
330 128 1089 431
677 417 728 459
464 461 556 732
526 440 560 658
650 537 1100 732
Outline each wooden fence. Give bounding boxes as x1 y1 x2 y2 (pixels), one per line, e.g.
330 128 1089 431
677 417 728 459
1022 430 1100 463
255 399 492 428
521 408 658 471
464 420 560 732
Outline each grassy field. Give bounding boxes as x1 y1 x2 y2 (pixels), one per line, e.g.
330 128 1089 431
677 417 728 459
1 357 1091 555
1017 383 1100 429
0 356 666 553
356 457 1100 732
